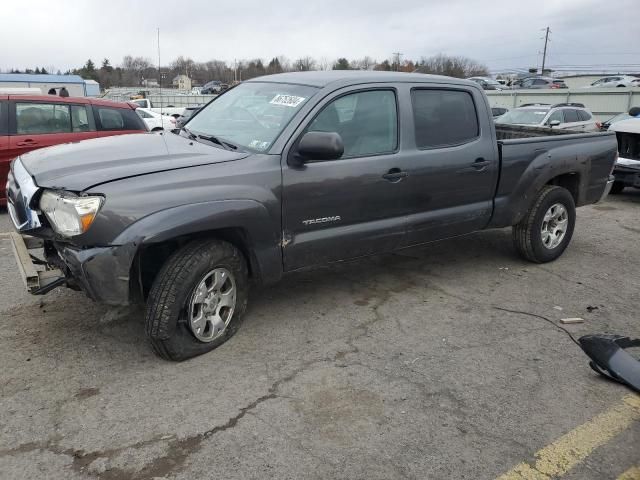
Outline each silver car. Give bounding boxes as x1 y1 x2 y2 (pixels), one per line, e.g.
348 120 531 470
496 103 600 131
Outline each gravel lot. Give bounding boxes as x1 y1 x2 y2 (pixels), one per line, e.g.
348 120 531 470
0 192 639 480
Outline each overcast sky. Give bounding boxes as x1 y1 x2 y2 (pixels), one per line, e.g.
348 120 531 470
3 0 638 74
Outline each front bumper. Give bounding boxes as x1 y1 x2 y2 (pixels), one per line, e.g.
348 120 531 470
9 233 65 294
613 158 640 188
9 232 137 305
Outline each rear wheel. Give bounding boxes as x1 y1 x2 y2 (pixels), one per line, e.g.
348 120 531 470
145 239 249 361
610 181 625 194
513 186 576 263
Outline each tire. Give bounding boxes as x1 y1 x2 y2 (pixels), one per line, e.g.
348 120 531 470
512 185 576 263
145 239 249 361
610 181 625 195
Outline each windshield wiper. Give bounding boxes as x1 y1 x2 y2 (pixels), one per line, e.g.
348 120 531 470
180 127 241 151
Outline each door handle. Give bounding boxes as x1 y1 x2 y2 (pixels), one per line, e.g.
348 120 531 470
471 158 490 171
382 168 408 182
16 140 38 147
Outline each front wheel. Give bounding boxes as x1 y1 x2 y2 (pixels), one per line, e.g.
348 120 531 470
145 239 249 361
512 185 576 263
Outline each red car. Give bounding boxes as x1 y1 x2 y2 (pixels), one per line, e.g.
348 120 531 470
0 95 147 206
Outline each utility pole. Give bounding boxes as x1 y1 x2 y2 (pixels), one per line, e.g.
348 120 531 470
541 27 550 75
157 27 163 115
392 52 403 71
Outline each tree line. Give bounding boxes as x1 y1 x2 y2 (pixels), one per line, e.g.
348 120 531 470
5 54 489 90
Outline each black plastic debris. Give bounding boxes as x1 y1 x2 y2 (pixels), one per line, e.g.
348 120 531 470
579 334 640 393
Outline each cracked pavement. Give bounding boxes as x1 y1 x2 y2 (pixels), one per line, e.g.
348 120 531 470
0 192 639 479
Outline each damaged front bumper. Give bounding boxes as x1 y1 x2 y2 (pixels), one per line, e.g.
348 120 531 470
9 232 137 305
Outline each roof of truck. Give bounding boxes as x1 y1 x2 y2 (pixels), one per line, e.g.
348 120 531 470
247 71 477 88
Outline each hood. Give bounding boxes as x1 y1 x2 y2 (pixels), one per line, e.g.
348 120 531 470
609 118 640 135
20 132 249 191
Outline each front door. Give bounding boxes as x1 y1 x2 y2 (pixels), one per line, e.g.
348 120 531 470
281 87 409 271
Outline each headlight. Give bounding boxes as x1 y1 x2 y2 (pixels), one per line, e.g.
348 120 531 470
39 191 103 237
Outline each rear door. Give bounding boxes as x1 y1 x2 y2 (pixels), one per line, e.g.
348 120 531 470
281 86 408 270
399 85 498 246
577 110 598 131
8 99 97 159
560 109 583 130
92 105 147 137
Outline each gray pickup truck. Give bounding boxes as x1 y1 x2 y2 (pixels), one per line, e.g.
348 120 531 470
7 71 617 360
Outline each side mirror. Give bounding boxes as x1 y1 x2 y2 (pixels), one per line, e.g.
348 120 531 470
549 120 561 127
629 107 640 117
291 131 344 165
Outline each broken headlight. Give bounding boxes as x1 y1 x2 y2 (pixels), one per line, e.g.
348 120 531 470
39 190 103 237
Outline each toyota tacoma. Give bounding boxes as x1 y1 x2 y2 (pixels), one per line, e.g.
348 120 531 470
7 71 618 360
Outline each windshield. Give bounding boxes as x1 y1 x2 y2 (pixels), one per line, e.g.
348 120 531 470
186 82 318 152
496 109 548 125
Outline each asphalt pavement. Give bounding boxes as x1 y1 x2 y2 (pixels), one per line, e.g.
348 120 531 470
0 192 638 480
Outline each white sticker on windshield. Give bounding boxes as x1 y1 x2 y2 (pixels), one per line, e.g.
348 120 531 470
248 140 271 151
270 94 306 108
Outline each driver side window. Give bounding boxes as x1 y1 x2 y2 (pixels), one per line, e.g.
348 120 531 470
307 90 398 159
547 110 564 124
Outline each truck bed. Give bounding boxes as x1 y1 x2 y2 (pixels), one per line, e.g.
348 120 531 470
489 127 618 228
495 124 584 140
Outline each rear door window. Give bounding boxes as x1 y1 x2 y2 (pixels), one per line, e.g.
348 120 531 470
563 109 579 123
16 102 71 134
94 106 145 131
577 110 592 121
411 89 479 148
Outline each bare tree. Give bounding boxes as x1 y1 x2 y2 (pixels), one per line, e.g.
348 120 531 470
353 56 376 70
294 57 316 71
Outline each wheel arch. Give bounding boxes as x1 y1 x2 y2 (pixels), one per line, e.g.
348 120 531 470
113 200 283 302
131 227 259 302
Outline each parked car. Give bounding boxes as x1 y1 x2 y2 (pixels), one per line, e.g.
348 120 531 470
601 112 633 130
201 81 227 94
586 76 638 88
467 77 508 90
175 106 201 128
136 107 176 131
514 77 568 89
190 87 202 95
7 71 617 360
0 94 146 206
491 107 509 118
632 79 640 87
608 107 640 194
128 98 184 118
496 103 600 131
